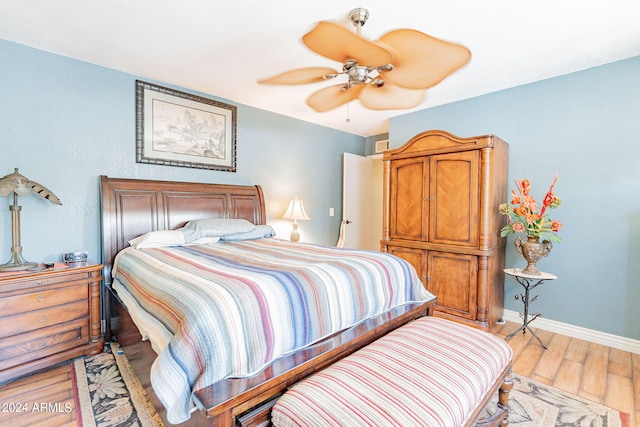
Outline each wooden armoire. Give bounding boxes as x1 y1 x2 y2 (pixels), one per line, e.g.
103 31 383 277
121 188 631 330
381 130 509 330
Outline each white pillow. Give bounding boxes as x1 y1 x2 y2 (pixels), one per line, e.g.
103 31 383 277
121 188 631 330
183 218 256 237
128 230 186 249
219 225 276 241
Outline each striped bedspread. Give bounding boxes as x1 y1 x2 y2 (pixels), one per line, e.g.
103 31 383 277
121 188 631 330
112 237 433 424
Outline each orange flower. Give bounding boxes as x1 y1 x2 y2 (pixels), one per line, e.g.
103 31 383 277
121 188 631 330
512 222 525 233
510 189 521 205
525 213 540 224
540 174 559 216
551 220 563 232
520 179 531 196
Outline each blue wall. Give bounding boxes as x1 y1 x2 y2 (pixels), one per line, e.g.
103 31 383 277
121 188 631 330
2 37 638 341
389 56 640 340
0 39 364 268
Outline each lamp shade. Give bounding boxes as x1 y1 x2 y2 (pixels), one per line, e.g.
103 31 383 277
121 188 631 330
282 198 309 242
281 198 310 221
0 168 61 204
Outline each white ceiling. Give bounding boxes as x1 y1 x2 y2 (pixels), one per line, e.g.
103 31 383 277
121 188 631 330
1 0 639 136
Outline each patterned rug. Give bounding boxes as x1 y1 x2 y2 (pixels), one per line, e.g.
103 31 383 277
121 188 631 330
72 343 162 427
484 373 631 426
73 344 630 427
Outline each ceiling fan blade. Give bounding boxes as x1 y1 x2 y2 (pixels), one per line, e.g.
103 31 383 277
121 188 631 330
306 84 365 112
258 67 340 85
358 82 425 110
378 29 471 89
303 21 393 66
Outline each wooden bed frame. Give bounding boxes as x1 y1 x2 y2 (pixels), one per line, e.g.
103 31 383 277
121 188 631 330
99 176 434 426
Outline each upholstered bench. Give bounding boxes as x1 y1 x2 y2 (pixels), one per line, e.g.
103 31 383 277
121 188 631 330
271 316 513 427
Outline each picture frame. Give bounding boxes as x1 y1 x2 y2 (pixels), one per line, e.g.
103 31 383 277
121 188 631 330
135 80 237 172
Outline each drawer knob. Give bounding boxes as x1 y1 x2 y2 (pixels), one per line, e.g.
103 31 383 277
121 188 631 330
38 340 47 349
37 295 46 303
37 314 47 323
36 281 43 285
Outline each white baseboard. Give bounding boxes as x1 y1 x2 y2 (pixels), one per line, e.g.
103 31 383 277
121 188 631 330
501 309 640 354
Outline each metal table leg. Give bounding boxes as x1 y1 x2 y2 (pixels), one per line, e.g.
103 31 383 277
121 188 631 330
505 275 549 349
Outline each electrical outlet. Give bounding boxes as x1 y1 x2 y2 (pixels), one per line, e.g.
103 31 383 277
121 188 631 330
329 207 334 217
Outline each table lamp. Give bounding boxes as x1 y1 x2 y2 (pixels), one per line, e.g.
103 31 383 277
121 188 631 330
281 198 310 242
0 168 62 271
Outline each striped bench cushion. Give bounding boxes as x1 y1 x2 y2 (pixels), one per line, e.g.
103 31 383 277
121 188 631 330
271 316 512 427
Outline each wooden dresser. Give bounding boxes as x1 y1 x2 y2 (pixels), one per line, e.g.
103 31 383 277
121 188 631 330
381 130 509 330
0 263 103 382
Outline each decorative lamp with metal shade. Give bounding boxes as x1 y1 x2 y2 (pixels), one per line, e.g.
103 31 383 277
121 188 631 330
281 198 310 242
0 168 62 272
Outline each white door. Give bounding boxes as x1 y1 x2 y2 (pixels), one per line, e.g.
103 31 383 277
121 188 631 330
340 153 383 250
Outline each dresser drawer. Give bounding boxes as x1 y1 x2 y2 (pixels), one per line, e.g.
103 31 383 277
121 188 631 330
0 264 103 383
0 319 88 371
0 269 97 293
0 300 88 339
0 283 87 317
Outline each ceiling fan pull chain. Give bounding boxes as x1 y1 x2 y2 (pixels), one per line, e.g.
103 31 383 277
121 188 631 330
346 84 351 122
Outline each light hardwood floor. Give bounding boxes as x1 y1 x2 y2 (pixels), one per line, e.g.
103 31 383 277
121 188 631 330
0 363 77 427
0 320 638 427
490 321 639 427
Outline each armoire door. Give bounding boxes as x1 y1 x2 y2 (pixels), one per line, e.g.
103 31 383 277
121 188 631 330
388 157 429 241
428 150 479 247
427 251 477 320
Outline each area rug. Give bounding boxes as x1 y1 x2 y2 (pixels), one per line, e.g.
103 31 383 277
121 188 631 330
72 342 163 427
72 345 630 427
484 373 631 426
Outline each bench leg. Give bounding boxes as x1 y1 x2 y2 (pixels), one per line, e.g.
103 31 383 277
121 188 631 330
475 369 513 427
497 370 514 427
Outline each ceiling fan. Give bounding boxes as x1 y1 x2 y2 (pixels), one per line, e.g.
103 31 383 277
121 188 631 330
258 8 471 113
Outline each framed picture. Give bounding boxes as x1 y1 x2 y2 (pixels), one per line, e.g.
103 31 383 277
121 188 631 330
135 80 237 172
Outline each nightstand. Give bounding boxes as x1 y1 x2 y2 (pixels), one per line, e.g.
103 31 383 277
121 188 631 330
0 263 104 382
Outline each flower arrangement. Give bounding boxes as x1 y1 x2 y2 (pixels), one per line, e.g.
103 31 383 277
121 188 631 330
499 174 563 243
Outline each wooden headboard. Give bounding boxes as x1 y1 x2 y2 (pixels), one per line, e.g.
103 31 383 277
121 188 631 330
100 176 266 285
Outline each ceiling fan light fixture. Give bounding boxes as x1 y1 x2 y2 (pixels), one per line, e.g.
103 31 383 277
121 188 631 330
346 64 371 85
